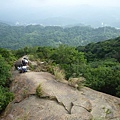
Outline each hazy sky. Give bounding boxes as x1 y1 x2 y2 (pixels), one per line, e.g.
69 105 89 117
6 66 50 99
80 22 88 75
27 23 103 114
1 0 120 8
0 0 120 27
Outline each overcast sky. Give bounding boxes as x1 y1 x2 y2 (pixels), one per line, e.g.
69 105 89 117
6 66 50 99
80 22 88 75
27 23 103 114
1 0 120 8
0 0 120 27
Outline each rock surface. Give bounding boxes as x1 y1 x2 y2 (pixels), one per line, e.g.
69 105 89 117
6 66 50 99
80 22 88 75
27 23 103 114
1 71 120 120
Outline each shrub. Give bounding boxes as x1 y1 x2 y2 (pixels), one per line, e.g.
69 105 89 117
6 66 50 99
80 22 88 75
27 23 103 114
53 66 65 82
83 61 120 97
0 55 11 86
0 86 14 112
116 86 120 97
0 54 14 112
36 84 43 97
28 55 35 61
68 77 85 90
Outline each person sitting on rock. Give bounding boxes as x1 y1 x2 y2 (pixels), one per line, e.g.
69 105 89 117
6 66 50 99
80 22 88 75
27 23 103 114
22 58 28 66
21 66 28 73
17 65 28 73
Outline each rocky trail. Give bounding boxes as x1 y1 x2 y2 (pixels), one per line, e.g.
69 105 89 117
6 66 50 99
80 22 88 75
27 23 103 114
1 70 120 120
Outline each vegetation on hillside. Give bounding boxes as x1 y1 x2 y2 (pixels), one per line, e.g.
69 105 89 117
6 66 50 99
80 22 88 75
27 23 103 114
0 48 15 112
0 36 120 113
76 37 120 96
0 23 120 49
14 37 120 97
76 37 120 62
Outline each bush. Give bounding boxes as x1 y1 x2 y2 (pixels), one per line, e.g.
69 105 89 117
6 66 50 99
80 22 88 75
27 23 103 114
116 86 120 97
0 55 11 86
0 48 16 66
83 60 120 97
0 54 14 112
53 66 65 82
36 84 43 97
0 86 14 112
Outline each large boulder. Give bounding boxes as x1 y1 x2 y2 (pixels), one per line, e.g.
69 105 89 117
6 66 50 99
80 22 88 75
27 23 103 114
14 58 22 69
1 71 120 120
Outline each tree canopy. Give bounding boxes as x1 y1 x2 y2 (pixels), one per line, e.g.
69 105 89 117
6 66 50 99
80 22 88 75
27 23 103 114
0 53 14 112
0 23 120 49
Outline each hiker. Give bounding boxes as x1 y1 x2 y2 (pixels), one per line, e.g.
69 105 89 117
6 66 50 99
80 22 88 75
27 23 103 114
22 58 28 66
21 66 28 73
17 65 28 73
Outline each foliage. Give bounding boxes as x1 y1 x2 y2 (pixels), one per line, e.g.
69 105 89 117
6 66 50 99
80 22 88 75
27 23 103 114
0 86 14 112
82 60 120 97
77 37 120 62
1 35 119 103
11 37 120 98
0 52 14 112
36 84 43 97
0 55 11 86
116 86 120 97
50 45 86 79
0 24 120 49
0 48 16 66
68 77 84 90
53 65 65 82
77 37 120 97
37 46 55 60
0 25 119 115
33 43 120 98
13 46 38 59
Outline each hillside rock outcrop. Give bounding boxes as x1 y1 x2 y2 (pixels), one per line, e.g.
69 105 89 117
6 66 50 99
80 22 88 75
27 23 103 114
1 71 120 120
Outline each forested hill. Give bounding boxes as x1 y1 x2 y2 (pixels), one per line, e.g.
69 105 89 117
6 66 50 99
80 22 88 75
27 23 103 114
76 36 120 62
0 22 120 49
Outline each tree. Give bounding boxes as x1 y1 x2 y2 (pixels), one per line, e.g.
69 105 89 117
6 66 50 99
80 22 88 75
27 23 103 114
0 86 14 112
0 48 16 66
0 55 11 86
0 55 14 112
83 60 120 97
51 45 86 79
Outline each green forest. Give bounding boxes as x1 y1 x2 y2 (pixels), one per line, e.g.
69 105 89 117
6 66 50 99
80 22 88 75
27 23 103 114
0 37 120 113
1 22 120 49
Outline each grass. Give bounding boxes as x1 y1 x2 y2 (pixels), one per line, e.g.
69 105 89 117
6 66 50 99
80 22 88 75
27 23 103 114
36 84 43 97
53 66 65 82
68 77 85 90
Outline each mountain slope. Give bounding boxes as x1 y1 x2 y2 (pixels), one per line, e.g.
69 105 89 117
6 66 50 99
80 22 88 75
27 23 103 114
0 23 120 49
77 36 120 62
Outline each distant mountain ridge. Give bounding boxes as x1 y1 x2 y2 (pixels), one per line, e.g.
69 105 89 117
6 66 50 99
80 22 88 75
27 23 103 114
0 22 120 49
1 5 120 28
